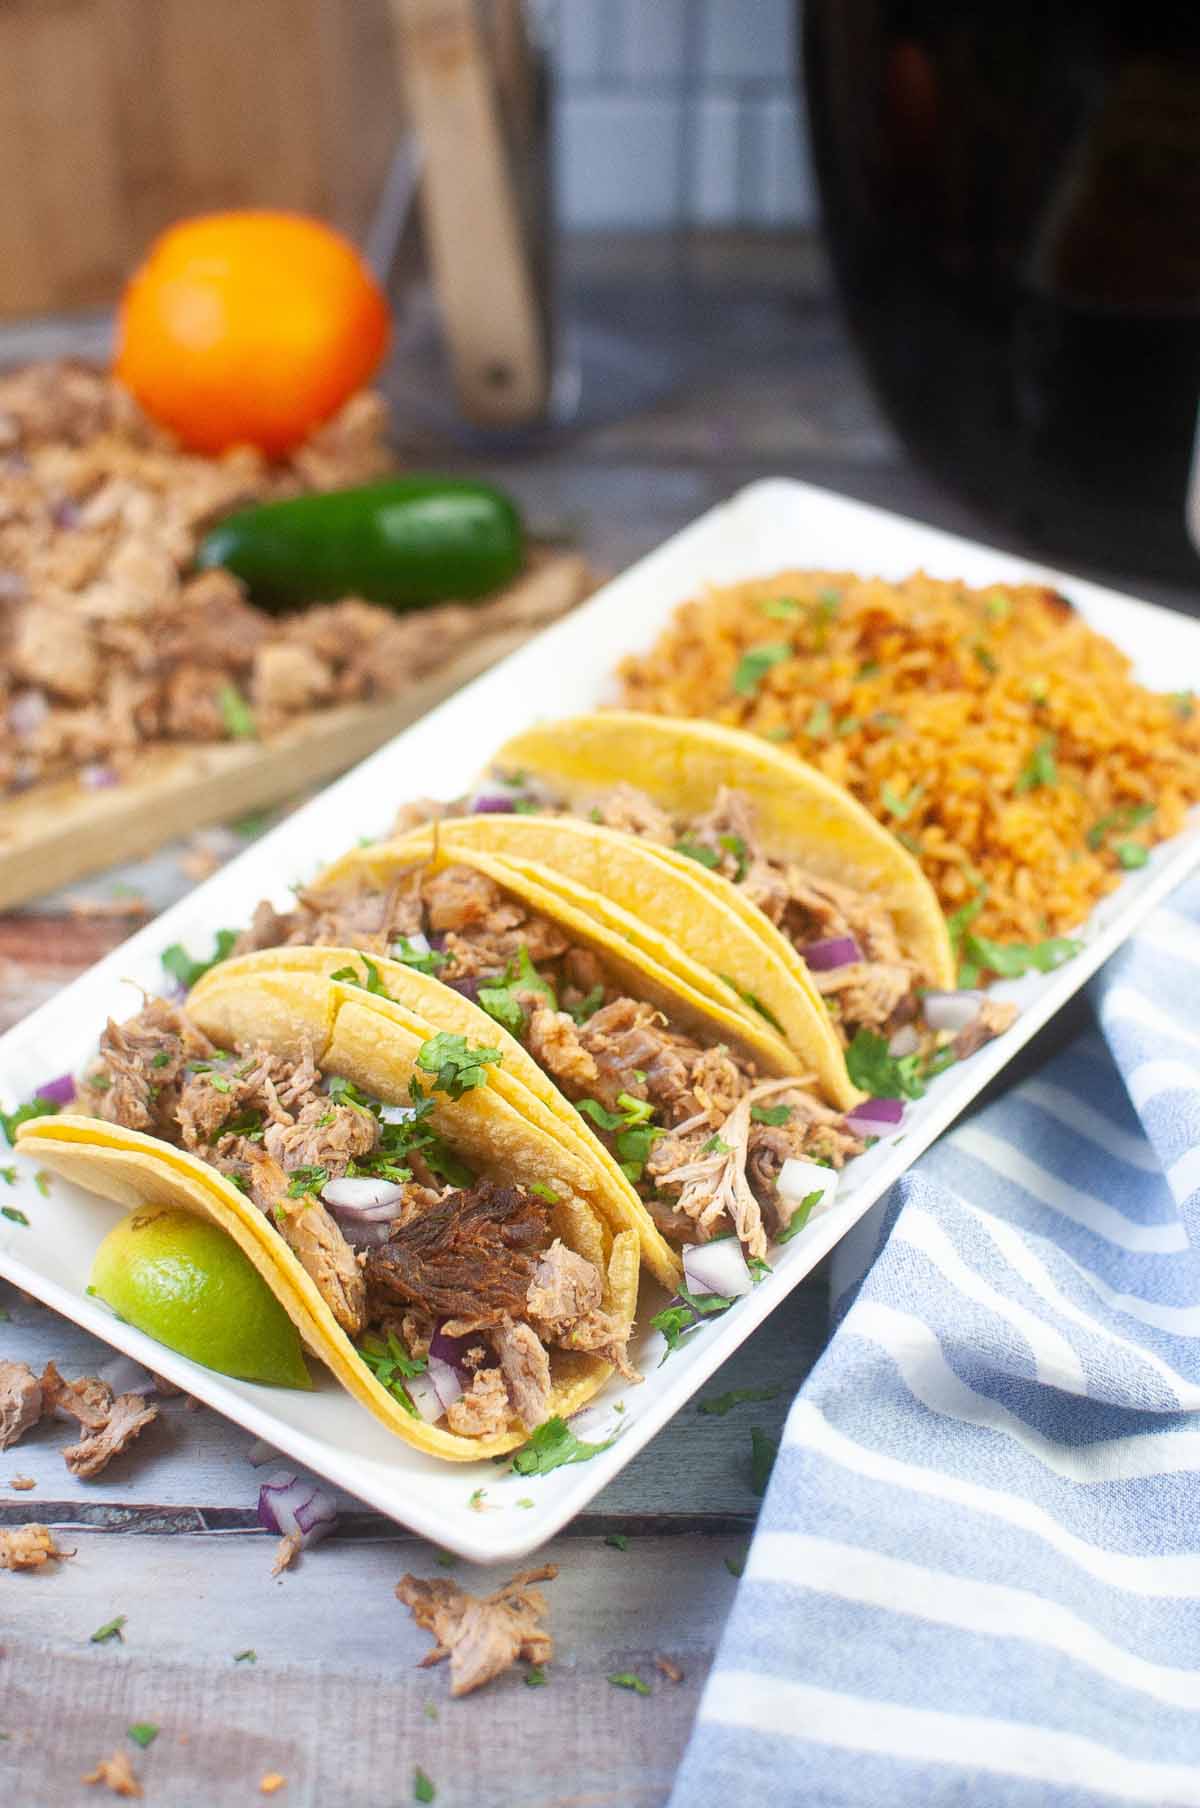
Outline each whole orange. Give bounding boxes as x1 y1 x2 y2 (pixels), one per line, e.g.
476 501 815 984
115 210 390 457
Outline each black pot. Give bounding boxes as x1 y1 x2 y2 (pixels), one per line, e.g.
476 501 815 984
804 1 1200 585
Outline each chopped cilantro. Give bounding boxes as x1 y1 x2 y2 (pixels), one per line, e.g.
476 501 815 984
972 641 998 674
478 946 556 1036
674 837 720 870
1014 734 1058 795
127 1724 158 1749
234 1649 256 1663
161 927 238 990
330 954 389 997
1171 690 1195 720
985 591 1010 620
435 1551 457 1567
217 680 257 739
414 1766 436 1803
777 1191 823 1243
649 1303 697 1361
358 1331 427 1414
608 1672 651 1695
923 1045 958 1082
218 1106 264 1142
701 1133 731 1155
423 1702 438 1721
747 1255 772 1283
1 1206 29 1226
208 1073 232 1094
856 658 882 679
468 1488 488 1510
750 1103 791 1127
763 724 792 742
678 1284 734 1316
1 1095 62 1145
575 1093 663 1180
759 595 802 620
33 1170 50 1197
511 1415 617 1476
725 1555 746 1578
525 1665 548 1687
816 587 842 614
750 1426 779 1496
845 1027 925 1100
90 1615 127 1644
836 715 861 737
1086 802 1156 853
697 1387 779 1417
566 984 605 1025
416 1032 502 1099
1116 841 1150 870
881 780 924 820
718 831 749 880
530 1181 561 1205
0 1167 15 1185
391 935 446 976
286 1164 329 1198
605 1532 630 1551
150 1051 171 1069
516 1497 535 1509
804 700 832 739
959 931 1081 984
732 641 792 697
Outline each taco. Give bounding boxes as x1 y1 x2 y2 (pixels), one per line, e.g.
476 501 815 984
16 973 640 1461
408 712 960 1073
223 838 874 1262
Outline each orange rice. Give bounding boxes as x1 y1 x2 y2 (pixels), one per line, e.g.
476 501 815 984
618 569 1200 944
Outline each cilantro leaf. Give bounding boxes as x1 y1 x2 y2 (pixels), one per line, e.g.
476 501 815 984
1014 734 1058 795
674 837 720 870
90 1615 127 1644
960 932 1081 981
750 1103 790 1127
750 1426 779 1496
416 1032 502 1099
725 1555 746 1578
605 1532 630 1551
1 1205 29 1226
804 700 832 738
677 1283 734 1316
358 1330 427 1416
233 1649 256 1663
525 1665 548 1687
759 595 802 620
414 1766 436 1803
391 936 446 976
649 1303 698 1362
127 1724 159 1749
718 832 749 881
697 1387 779 1417
732 642 792 698
0 1094 62 1146
777 1191 823 1243
161 927 238 991
608 1672 651 1695
478 947 556 1037
217 681 257 740
845 1027 925 1100
881 780 924 820
285 1164 329 1198
566 984 604 1025
330 954 389 997
1086 802 1156 853
510 1414 618 1476
1116 841 1150 870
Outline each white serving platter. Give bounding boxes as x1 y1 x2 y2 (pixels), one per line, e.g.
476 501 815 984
2 478 1198 1563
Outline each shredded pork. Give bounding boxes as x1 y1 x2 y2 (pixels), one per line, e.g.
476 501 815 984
396 1563 557 1695
0 1359 43 1450
0 1522 70 1570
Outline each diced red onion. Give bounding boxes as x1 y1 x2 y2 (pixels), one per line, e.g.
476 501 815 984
9 689 47 740
430 1324 476 1377
777 1158 839 1214
320 1176 407 1214
428 1354 463 1412
844 1096 905 1138
247 1437 283 1467
427 932 447 951
803 935 862 971
80 762 120 791
98 1354 157 1395
471 795 516 814
404 1370 446 1424
257 1470 338 1547
922 989 985 1035
683 1238 754 1299
887 1024 920 1058
446 976 479 1002
37 1071 77 1106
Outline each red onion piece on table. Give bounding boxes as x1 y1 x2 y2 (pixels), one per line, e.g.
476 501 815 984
37 1072 77 1106
257 1471 338 1547
803 935 861 971
923 989 985 1034
682 1238 754 1299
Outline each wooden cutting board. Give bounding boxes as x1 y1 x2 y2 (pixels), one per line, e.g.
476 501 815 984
0 550 592 911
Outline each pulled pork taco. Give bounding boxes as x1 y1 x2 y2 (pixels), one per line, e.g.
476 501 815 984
223 839 872 1263
399 713 980 1084
17 971 640 1461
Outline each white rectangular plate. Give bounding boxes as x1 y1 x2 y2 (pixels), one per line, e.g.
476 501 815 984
3 478 1198 1562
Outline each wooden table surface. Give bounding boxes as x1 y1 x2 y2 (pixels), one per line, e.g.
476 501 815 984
2 231 1193 1808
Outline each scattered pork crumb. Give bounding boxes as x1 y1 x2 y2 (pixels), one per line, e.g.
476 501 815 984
66 895 151 920
396 1564 556 1697
0 1523 71 1570
271 1532 302 1577
259 1774 287 1796
9 1475 35 1491
655 1655 685 1684
0 1358 43 1450
82 1750 142 1798
63 1391 158 1480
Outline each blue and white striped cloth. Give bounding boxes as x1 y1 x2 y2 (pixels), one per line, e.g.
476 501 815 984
671 875 1200 1806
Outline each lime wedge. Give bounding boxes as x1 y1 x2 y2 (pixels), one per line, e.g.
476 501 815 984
90 1207 311 1389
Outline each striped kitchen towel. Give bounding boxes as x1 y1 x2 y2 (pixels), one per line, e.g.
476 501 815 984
670 874 1200 1807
